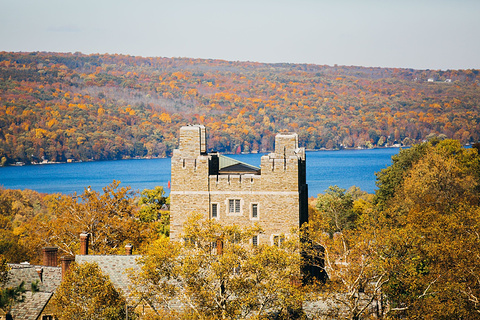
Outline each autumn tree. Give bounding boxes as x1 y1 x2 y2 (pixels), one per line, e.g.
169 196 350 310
306 187 384 320
0 188 46 263
375 140 480 318
22 180 149 257
52 262 126 320
130 214 304 320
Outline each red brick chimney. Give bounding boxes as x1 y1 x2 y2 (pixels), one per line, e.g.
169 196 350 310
60 255 75 280
80 233 89 255
42 247 58 266
125 244 133 255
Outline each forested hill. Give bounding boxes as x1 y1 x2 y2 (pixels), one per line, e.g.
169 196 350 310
0 51 479 165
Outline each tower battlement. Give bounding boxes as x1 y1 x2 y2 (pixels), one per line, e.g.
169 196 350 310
177 124 207 158
170 126 308 244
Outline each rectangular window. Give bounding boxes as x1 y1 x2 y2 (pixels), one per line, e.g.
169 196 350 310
252 235 258 247
251 203 258 218
211 203 218 218
273 235 285 247
184 237 196 247
228 199 241 213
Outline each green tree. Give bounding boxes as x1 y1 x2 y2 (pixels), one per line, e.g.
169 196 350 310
52 262 126 320
374 142 430 210
138 186 170 237
306 193 385 320
131 214 304 319
315 186 357 235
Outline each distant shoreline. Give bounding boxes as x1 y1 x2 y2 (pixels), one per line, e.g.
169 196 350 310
5 146 403 167
5 143 472 168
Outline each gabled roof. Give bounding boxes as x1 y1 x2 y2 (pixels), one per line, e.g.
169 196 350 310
7 264 62 293
218 155 260 174
8 292 54 320
5 264 62 320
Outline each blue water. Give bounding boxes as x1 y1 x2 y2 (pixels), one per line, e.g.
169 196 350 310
0 149 399 197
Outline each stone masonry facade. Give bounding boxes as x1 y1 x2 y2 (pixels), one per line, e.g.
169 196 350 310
170 125 308 245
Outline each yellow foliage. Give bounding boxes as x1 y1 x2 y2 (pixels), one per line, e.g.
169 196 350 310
159 113 172 123
5 106 16 115
35 128 48 138
47 119 58 128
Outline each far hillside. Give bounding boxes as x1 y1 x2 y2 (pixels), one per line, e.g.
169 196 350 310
0 51 479 165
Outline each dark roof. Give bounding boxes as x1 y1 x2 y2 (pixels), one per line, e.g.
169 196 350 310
75 255 140 301
5 264 62 320
9 292 53 320
219 163 261 174
7 264 62 293
217 155 260 175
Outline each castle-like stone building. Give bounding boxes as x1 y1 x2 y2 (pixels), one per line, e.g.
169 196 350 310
170 125 308 245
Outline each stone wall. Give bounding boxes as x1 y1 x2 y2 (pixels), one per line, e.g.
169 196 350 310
170 125 308 244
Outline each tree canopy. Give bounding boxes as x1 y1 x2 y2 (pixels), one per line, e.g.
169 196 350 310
131 213 304 320
374 140 480 318
0 139 479 319
52 262 126 320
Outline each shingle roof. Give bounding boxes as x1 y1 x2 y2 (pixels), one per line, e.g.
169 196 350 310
5 264 62 320
75 255 140 300
9 291 53 320
7 264 62 293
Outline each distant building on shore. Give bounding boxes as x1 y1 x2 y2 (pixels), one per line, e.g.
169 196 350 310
169 125 309 245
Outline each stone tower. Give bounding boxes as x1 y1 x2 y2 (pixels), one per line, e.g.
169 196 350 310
170 125 308 245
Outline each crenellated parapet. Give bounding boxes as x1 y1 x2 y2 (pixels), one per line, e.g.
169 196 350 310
170 125 308 244
209 174 262 192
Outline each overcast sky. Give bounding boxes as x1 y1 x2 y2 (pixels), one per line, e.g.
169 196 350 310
1 0 479 70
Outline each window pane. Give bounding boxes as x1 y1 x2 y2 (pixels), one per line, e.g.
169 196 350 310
235 199 241 213
253 235 258 246
229 199 234 213
252 204 258 218
212 203 218 218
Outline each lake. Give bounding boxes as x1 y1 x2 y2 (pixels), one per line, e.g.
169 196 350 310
0 148 400 197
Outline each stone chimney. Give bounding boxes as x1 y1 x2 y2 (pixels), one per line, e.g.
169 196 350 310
80 233 90 255
125 244 133 255
42 247 58 267
60 255 75 280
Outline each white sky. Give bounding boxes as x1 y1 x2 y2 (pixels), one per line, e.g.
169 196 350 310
1 0 479 70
